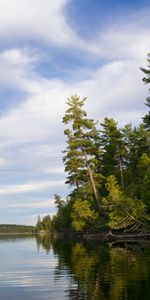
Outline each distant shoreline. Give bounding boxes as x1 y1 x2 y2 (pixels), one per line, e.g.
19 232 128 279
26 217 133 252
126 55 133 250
0 232 36 235
0 224 36 235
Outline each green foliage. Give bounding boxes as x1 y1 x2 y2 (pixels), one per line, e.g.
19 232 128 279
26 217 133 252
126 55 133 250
121 123 149 199
36 234 52 253
140 52 150 130
100 117 126 188
36 214 51 232
0 224 36 234
137 153 150 211
63 94 103 209
103 176 146 231
71 199 97 231
52 240 150 300
51 194 72 232
52 53 150 234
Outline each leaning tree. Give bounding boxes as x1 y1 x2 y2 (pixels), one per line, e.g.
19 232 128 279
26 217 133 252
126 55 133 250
62 95 103 211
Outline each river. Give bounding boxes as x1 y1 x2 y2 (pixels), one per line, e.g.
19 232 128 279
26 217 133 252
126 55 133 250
0 235 150 299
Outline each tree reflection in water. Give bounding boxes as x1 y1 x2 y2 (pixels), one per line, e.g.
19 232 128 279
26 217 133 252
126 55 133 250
36 235 150 300
35 234 52 254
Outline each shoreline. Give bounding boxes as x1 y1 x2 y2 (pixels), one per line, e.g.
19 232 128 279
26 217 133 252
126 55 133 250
0 232 36 235
55 231 150 242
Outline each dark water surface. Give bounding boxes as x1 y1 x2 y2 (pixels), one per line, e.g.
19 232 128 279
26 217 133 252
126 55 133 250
0 235 150 300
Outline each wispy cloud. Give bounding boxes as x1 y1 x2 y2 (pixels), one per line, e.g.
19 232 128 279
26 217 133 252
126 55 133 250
0 1 149 224
0 179 64 195
9 199 55 209
82 9 150 59
0 0 74 46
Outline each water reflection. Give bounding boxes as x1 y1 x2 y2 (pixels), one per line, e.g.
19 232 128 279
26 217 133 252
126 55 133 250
35 234 52 253
51 238 150 300
0 235 150 300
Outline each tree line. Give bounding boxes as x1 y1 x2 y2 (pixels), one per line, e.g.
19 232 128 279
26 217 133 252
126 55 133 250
0 224 36 234
36 215 51 233
51 53 150 234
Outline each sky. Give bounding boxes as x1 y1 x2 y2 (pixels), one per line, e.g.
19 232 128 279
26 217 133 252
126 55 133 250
0 0 150 225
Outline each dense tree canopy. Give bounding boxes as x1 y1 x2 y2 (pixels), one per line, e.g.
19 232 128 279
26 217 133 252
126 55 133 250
36 215 51 232
140 52 150 133
52 54 150 234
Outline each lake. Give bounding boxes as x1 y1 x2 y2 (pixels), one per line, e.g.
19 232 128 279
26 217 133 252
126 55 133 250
0 235 150 300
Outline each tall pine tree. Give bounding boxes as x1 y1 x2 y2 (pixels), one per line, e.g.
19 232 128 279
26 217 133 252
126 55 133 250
100 117 126 189
140 52 150 136
63 95 103 211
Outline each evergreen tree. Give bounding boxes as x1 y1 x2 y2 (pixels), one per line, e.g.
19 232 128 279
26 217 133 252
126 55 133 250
100 117 126 189
52 194 72 232
36 215 43 231
71 199 97 232
103 175 146 231
36 215 51 232
140 52 150 134
137 153 150 212
42 215 51 232
122 123 149 196
52 52 150 233
63 95 103 211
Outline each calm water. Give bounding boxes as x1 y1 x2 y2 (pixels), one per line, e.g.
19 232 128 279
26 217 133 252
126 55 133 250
0 235 150 300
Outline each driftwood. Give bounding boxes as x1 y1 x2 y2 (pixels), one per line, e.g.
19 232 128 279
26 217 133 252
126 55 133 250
82 231 150 241
53 231 150 243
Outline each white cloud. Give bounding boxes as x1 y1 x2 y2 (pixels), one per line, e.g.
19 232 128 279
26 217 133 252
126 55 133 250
0 1 149 224
0 179 65 195
9 199 55 209
0 0 76 46
0 48 40 90
76 59 147 125
0 157 10 167
81 9 150 59
0 0 150 58
44 166 64 174
101 29 150 61
0 48 147 153
0 48 67 146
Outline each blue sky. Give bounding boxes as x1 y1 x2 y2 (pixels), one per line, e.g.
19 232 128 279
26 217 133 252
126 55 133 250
0 0 150 225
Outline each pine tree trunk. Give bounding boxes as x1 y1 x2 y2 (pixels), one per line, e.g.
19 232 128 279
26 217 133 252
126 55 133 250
83 150 101 211
118 155 124 189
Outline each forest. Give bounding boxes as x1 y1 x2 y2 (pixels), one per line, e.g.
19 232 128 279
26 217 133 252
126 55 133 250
0 224 36 234
51 53 150 235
